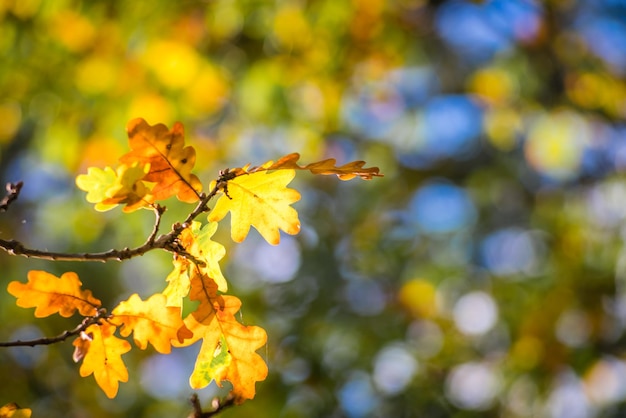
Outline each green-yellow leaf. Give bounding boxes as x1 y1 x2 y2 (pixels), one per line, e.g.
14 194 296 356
75 166 118 211
76 163 152 212
162 258 191 307
178 221 228 292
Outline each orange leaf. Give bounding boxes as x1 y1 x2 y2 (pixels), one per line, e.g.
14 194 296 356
175 272 268 404
73 322 131 399
120 118 202 202
250 152 383 180
7 271 101 318
208 169 301 245
111 293 192 354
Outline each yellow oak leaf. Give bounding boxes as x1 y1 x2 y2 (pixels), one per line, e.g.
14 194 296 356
75 166 118 211
120 118 202 203
175 272 268 404
111 293 192 354
248 152 383 180
73 322 131 399
162 257 191 307
76 163 152 212
0 403 31 418
178 221 228 292
7 271 101 318
208 169 301 245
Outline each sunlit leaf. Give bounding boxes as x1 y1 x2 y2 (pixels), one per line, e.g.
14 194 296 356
251 152 383 180
162 257 191 307
208 169 301 245
175 272 268 404
178 221 228 292
0 403 31 418
120 118 202 202
73 322 131 399
76 163 152 212
112 293 192 354
7 271 101 318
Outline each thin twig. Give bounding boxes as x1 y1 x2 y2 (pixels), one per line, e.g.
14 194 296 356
0 310 108 347
188 393 236 418
145 204 166 245
0 181 23 212
0 182 224 264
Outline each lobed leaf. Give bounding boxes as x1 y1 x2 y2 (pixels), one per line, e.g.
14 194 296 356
208 169 301 245
162 257 192 307
111 293 192 354
178 221 228 292
175 272 268 404
73 322 131 399
120 118 202 202
249 152 383 180
7 271 101 318
76 163 152 212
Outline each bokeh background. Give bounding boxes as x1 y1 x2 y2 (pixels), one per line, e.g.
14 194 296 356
1 0 626 417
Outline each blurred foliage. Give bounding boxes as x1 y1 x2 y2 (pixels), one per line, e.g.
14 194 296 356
2 0 626 417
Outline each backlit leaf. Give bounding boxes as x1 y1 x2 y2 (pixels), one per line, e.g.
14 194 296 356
73 322 131 399
251 152 383 180
112 293 192 353
175 272 268 404
7 271 101 318
178 221 228 292
75 166 118 211
76 163 152 212
208 169 301 245
162 257 191 307
0 403 31 418
120 118 202 202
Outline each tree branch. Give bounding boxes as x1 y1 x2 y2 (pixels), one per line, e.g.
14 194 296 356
0 181 23 212
188 393 236 418
0 182 223 264
0 309 108 347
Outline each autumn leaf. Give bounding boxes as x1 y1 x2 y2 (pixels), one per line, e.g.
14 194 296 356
111 293 192 354
76 163 152 212
249 152 383 180
75 166 118 211
73 322 131 399
0 403 31 418
7 271 101 318
208 169 301 245
175 272 268 404
178 221 228 292
120 118 202 203
162 257 191 307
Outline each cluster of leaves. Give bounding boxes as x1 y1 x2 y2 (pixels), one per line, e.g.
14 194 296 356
3 118 381 404
0 403 31 418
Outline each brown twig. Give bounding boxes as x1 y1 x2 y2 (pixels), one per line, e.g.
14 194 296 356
0 182 223 264
0 309 108 347
188 393 236 418
0 181 23 212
